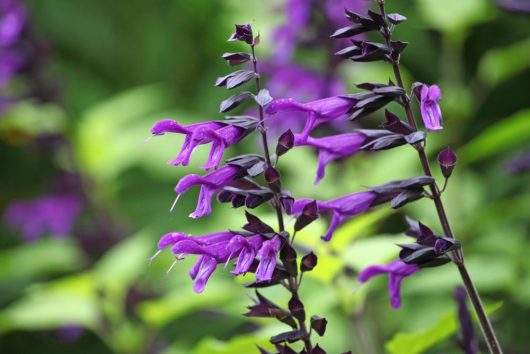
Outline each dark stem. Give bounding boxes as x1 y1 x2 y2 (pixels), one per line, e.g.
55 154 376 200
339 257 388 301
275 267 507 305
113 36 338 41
250 44 313 353
250 45 285 232
377 2 503 353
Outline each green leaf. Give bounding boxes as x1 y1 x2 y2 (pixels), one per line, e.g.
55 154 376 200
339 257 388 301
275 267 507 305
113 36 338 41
93 231 153 294
459 109 530 163
478 38 530 86
137 285 233 328
76 83 175 181
0 238 85 284
386 302 502 354
416 0 494 33
191 335 274 354
329 208 392 253
0 102 67 135
342 235 409 271
0 274 99 334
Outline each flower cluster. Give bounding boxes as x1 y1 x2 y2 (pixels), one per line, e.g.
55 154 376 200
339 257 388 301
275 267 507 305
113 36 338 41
0 0 56 110
4 193 83 242
0 0 27 104
150 1 503 351
257 0 369 136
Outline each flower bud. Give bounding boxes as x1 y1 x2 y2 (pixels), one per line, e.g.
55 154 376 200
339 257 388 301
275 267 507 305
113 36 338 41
265 167 281 193
228 24 253 44
300 252 318 272
276 129 294 156
438 147 457 178
294 201 318 232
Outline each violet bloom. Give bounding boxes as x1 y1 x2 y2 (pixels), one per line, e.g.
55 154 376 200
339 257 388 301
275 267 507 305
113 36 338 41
163 231 234 293
455 287 478 354
155 231 267 292
255 235 281 282
174 164 241 218
272 0 311 63
261 64 345 135
151 119 247 170
293 132 367 184
272 0 367 63
265 96 355 142
0 0 26 47
289 191 377 241
417 84 443 131
0 0 26 89
227 234 265 275
497 0 530 14
4 194 83 242
358 259 419 309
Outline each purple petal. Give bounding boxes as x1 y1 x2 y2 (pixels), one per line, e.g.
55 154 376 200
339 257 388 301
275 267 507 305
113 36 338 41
321 212 345 241
174 174 202 194
157 232 189 250
256 236 281 282
265 98 312 115
191 256 218 293
151 119 190 136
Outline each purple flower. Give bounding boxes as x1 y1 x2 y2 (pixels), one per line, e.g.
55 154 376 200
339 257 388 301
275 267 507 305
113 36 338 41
255 235 281 282
227 234 265 275
358 259 419 309
4 194 83 242
228 24 253 45
154 231 269 292
260 64 345 135
161 231 235 293
174 164 241 218
0 0 26 48
265 96 355 142
272 0 367 63
151 119 248 170
272 0 312 63
293 132 367 184
0 49 23 85
289 191 377 241
455 287 478 354
497 0 530 14
414 84 443 131
438 147 457 178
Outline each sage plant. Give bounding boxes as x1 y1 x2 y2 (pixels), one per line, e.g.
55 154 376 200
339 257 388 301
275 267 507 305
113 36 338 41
150 1 504 353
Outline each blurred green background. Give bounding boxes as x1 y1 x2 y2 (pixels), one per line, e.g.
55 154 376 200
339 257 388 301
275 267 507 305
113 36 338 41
0 0 529 353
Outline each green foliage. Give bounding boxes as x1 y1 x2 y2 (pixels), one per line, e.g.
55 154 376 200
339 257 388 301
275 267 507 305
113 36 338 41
416 0 494 33
459 109 530 163
386 302 502 354
191 335 274 354
479 38 530 86
0 239 85 284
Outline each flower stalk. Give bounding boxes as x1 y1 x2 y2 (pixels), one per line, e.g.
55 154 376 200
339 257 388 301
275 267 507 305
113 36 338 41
250 41 314 354
376 2 503 353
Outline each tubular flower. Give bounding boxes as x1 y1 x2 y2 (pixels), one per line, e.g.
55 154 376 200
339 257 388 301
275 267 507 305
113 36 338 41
255 235 281 282
164 231 235 293
0 0 26 47
0 0 26 89
4 194 83 242
151 119 248 170
174 164 241 219
265 96 356 143
227 234 265 275
154 231 269 292
293 132 367 184
260 64 345 135
417 84 443 131
289 191 377 241
358 259 419 309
